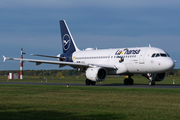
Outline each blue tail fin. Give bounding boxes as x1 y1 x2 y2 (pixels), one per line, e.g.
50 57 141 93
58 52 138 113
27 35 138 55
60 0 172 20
60 20 80 53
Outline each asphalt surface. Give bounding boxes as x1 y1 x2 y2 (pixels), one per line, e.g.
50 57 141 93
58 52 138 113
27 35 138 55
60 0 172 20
0 82 180 89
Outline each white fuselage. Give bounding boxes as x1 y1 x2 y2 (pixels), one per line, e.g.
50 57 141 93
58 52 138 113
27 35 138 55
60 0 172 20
72 47 175 75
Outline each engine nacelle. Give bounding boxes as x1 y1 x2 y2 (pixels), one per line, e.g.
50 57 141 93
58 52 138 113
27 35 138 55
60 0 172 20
153 73 166 81
85 67 107 82
144 73 166 81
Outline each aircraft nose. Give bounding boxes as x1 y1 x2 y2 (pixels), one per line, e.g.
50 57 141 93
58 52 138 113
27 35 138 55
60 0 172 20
164 58 175 71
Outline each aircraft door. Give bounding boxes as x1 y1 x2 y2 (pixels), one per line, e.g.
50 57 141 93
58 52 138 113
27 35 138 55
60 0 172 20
139 50 147 64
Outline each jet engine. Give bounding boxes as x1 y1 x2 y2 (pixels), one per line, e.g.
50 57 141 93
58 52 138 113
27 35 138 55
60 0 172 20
85 67 107 82
144 73 166 81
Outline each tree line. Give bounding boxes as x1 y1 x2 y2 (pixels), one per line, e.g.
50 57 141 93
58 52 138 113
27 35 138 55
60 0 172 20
0 69 178 77
0 69 82 77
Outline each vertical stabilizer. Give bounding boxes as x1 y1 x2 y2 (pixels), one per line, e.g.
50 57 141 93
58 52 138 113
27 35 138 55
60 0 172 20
60 20 80 53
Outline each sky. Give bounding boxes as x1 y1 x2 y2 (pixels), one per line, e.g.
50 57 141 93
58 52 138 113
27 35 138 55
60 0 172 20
0 0 180 70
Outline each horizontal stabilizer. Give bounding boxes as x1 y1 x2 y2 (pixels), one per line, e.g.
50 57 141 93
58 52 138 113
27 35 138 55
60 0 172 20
3 55 6 62
31 54 66 60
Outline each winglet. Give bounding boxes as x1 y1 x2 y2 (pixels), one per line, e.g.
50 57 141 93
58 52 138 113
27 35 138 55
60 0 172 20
3 55 6 62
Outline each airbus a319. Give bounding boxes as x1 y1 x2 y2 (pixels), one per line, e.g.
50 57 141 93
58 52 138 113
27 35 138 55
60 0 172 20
3 20 175 86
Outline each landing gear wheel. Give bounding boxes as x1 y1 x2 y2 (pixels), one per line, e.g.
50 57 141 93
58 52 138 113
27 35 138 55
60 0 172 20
129 78 134 85
85 79 91 85
149 81 155 86
124 78 129 85
91 81 96 85
124 78 134 85
85 79 96 85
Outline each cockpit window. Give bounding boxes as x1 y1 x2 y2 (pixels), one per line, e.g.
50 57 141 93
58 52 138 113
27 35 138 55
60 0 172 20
151 53 170 58
151 53 156 57
155 53 160 57
160 53 167 57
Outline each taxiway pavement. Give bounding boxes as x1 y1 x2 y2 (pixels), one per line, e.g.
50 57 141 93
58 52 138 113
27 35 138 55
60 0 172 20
0 82 179 89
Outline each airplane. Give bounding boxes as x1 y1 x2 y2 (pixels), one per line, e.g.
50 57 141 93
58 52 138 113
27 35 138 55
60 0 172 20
3 20 175 86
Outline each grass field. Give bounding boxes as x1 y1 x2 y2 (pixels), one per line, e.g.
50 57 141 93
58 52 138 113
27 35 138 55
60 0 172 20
0 76 180 120
0 84 180 120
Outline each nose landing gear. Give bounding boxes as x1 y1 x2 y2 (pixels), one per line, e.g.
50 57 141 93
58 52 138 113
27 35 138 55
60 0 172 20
148 81 155 86
147 73 156 86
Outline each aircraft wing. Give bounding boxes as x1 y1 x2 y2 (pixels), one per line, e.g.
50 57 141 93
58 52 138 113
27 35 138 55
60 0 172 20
3 56 117 70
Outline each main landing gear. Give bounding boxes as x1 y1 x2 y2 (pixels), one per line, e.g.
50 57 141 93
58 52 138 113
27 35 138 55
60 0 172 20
124 76 134 85
85 79 96 85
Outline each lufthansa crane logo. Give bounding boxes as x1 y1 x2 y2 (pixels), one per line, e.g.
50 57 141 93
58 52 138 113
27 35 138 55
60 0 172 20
63 34 71 50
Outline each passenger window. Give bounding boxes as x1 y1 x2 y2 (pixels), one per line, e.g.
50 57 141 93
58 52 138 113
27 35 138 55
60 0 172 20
155 53 160 57
151 53 156 57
